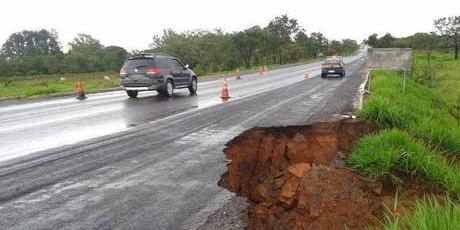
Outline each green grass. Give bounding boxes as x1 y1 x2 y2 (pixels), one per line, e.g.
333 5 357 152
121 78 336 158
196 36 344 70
360 66 460 155
379 197 460 230
348 129 460 194
352 52 460 229
413 52 460 104
0 72 120 98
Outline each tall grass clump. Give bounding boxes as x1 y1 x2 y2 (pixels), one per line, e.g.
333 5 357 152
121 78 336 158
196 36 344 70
348 129 460 195
359 97 407 128
379 196 460 230
410 118 460 153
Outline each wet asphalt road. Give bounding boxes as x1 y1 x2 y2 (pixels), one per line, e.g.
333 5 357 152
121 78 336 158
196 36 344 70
0 51 368 230
1 59 337 162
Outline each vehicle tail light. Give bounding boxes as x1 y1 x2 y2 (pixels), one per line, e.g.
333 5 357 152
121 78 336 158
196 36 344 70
147 67 160 75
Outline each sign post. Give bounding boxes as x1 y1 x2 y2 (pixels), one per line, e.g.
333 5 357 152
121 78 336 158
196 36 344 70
367 48 412 95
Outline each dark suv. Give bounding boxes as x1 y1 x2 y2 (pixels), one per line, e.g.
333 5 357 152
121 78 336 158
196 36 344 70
321 57 345 78
120 54 197 98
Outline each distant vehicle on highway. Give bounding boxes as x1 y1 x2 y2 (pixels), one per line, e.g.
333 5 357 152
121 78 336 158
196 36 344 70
321 56 346 78
120 54 197 98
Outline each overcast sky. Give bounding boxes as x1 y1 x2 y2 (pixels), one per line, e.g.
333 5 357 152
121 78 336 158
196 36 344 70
1 0 459 51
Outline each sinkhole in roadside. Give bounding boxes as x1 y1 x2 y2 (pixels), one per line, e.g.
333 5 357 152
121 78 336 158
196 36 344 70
218 119 442 230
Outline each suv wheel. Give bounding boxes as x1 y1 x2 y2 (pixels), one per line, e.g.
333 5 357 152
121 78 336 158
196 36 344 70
126 90 138 98
188 77 197 95
164 80 174 97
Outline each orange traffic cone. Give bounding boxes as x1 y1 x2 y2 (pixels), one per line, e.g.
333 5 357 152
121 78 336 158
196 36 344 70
75 78 87 100
236 68 241 80
220 78 231 102
304 70 309 80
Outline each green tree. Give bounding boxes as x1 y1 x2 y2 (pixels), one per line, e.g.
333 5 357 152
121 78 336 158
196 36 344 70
282 43 303 63
151 29 198 68
147 15 359 74
434 16 460 59
151 29 237 74
295 31 318 58
0 15 362 77
232 26 265 68
0 29 61 59
101 46 128 72
310 32 329 56
365 33 379 47
266 15 302 63
408 33 438 50
327 40 343 55
379 33 395 48
68 34 104 53
341 39 359 55
41 54 65 74
68 34 105 72
0 57 12 78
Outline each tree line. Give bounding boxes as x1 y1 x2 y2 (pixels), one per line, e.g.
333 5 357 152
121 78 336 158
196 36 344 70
149 15 359 74
364 16 460 59
0 31 128 77
0 15 359 78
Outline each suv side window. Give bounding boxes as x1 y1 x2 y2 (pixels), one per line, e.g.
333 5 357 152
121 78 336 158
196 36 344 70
170 59 185 71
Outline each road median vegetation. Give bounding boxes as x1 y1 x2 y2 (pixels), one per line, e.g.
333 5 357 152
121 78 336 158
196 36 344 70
0 72 120 99
0 59 320 100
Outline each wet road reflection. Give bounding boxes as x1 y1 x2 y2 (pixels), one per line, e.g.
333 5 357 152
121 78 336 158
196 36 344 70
0 52 366 162
122 92 200 127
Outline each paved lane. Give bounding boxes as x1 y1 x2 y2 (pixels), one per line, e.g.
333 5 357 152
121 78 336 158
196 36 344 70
0 51 368 230
0 53 366 162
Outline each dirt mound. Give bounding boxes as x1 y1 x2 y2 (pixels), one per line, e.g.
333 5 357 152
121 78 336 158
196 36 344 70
219 119 385 229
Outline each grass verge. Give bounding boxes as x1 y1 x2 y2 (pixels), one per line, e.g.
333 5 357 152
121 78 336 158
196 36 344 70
348 52 460 229
0 72 119 99
359 69 460 155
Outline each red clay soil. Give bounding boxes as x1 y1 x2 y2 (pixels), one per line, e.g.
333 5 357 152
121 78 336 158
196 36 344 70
219 119 437 230
380 182 446 220
219 119 448 229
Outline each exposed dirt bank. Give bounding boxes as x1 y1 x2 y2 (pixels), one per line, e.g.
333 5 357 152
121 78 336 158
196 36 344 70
219 119 441 229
